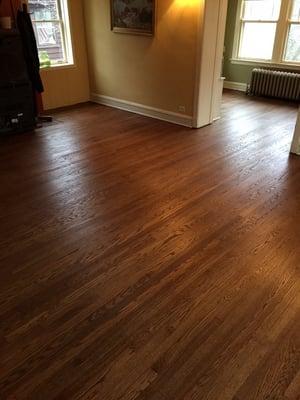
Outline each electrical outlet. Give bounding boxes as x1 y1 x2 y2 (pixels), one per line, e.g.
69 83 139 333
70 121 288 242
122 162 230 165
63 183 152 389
178 105 186 113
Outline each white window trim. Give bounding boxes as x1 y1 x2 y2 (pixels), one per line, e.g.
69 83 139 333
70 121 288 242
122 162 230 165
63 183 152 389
232 0 300 69
30 0 74 69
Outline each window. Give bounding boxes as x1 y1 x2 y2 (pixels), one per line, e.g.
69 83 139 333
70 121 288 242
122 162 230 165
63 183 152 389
28 0 73 68
233 0 300 65
285 0 300 61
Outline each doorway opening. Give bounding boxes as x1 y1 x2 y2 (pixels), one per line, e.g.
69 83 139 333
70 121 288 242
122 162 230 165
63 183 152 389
193 0 299 155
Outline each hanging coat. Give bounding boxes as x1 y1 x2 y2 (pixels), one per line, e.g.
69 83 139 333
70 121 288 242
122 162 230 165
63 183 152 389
17 9 44 93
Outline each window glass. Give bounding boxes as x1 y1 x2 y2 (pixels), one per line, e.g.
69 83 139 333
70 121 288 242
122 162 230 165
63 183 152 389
239 22 277 60
243 0 281 20
28 0 71 66
284 24 300 61
290 0 300 20
30 0 59 20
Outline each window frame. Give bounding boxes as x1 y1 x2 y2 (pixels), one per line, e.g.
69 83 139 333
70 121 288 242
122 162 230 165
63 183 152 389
231 0 300 68
29 0 74 69
284 1 300 62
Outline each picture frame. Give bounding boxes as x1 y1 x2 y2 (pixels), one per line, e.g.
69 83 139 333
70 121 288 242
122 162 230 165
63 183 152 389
110 0 156 36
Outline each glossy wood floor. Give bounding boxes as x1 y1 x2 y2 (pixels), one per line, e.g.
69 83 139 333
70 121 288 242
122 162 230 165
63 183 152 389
0 91 300 400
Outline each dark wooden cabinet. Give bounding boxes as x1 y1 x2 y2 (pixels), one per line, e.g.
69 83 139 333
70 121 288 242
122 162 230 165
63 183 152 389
0 29 35 134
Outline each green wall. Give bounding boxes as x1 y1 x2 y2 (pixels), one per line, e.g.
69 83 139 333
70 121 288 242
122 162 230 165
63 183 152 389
223 0 256 84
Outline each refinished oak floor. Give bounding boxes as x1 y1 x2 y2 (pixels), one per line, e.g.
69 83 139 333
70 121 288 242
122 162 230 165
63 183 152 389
0 91 299 400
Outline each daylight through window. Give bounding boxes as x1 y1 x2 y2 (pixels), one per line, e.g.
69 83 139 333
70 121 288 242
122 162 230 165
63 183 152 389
234 0 300 64
28 0 73 68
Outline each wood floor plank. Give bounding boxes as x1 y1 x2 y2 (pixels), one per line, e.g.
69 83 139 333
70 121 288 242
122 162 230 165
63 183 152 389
0 92 299 399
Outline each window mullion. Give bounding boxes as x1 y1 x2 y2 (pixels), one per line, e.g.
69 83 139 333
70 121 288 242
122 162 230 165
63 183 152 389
59 19 68 64
32 19 62 23
60 0 74 65
55 0 66 63
238 21 246 58
272 0 291 62
241 19 278 23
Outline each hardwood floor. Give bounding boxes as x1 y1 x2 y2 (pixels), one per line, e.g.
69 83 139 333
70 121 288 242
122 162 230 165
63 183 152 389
0 91 299 400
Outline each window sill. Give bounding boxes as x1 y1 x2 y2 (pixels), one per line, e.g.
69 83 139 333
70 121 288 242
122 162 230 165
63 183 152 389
40 63 76 72
230 58 300 71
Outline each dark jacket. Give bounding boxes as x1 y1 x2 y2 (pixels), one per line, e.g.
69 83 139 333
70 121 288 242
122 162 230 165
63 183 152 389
17 9 44 93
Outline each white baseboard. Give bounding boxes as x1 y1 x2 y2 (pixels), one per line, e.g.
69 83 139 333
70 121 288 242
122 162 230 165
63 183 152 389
90 93 193 127
224 81 248 92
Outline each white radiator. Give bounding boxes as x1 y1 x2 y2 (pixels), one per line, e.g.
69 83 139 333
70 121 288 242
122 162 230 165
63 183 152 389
249 68 300 102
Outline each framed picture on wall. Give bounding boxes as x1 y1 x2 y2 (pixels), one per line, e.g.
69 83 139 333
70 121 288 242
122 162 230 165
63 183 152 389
110 0 155 36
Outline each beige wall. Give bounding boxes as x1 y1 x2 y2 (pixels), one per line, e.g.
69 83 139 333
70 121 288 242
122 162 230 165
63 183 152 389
41 0 90 110
83 0 200 117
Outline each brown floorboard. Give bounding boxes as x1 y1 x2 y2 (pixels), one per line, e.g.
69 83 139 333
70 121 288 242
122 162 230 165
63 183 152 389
0 91 299 400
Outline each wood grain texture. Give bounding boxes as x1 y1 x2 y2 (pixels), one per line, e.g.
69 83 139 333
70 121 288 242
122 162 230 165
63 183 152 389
0 91 299 400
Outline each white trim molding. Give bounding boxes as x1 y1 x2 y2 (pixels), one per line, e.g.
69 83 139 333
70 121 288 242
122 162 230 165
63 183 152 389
230 58 300 71
193 0 228 129
223 81 247 92
290 109 300 156
90 93 193 128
